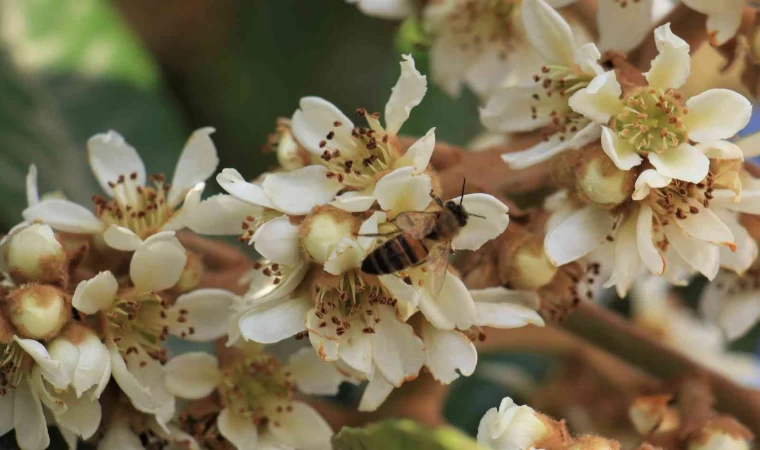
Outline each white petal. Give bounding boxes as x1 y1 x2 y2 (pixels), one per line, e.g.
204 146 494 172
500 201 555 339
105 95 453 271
394 128 435 174
422 323 476 384
428 31 474 98
26 164 39 206
375 167 432 217
291 96 357 156
600 126 643 170
696 140 745 160
544 204 616 266
521 0 576 66
330 190 376 212
22 199 103 234
716 210 757 274
353 0 413 19
648 143 709 183
568 72 623 124
633 169 672 201
358 376 394 412
371 305 424 386
253 216 302 266
451 193 509 251
481 85 566 133
268 402 333 450
263 165 343 215
665 226 720 279
472 290 545 328
164 352 221 399
702 0 744 46
87 131 146 196
288 348 347 396
168 289 237 342
72 271 118 314
14 377 50 450
645 23 691 90
108 344 152 413
184 193 263 235
238 296 311 343
98 418 143 450
73 333 111 398
216 169 274 208
244 260 310 304
111 346 175 423
378 274 421 308
417 274 477 330
636 204 665 275
673 202 735 248
55 393 102 439
0 393 13 437
130 232 187 292
217 408 259 450
337 322 374 375
14 337 69 390
573 43 604 76
604 213 641 297
169 127 219 208
707 291 760 341
683 89 752 142
103 225 143 251
501 121 601 169
385 54 427 135
597 0 653 52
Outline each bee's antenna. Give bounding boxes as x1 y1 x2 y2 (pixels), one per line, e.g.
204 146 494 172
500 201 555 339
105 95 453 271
469 213 486 219
459 178 466 206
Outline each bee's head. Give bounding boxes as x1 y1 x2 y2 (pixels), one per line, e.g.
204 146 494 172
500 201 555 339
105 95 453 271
445 200 469 227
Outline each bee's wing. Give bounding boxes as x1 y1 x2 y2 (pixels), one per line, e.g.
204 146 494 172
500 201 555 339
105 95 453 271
394 211 438 240
426 242 451 297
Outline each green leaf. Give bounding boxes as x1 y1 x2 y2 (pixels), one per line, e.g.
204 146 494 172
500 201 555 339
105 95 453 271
333 419 483 450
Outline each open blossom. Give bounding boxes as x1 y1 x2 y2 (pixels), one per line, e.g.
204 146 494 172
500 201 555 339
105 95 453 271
22 128 219 247
568 23 752 184
70 232 235 424
164 345 337 450
482 0 604 169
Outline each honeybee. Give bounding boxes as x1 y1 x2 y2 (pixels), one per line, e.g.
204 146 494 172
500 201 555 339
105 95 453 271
361 182 482 295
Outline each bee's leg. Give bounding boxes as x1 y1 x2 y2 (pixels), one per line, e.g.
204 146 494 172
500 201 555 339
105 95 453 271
430 190 443 207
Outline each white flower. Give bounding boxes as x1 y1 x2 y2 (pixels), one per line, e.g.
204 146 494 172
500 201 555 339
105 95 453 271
595 0 655 53
681 0 746 46
290 55 434 213
344 0 413 19
97 404 200 450
701 269 760 343
476 397 548 450
164 347 336 450
482 0 604 169
22 128 220 247
568 24 751 184
70 232 235 424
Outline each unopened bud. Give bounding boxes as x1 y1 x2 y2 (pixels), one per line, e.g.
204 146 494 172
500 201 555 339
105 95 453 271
688 416 753 450
6 224 66 284
300 206 358 264
6 284 70 340
275 123 309 171
501 237 557 290
575 146 634 207
629 395 679 435
48 323 107 394
173 251 204 293
477 397 550 450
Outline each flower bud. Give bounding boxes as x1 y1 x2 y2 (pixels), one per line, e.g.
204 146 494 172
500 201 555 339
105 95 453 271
6 224 66 284
500 237 557 290
300 206 359 264
6 284 70 340
575 145 634 207
629 395 679 435
48 323 108 395
688 416 753 450
477 397 550 450
173 251 204 293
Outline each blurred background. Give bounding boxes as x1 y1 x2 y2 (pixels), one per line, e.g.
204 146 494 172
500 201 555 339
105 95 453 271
0 0 758 446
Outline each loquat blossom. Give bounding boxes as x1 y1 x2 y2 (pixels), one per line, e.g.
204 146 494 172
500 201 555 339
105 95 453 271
476 397 551 450
568 23 752 184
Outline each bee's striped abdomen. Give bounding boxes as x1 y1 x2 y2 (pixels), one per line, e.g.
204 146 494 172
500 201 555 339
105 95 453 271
361 234 428 275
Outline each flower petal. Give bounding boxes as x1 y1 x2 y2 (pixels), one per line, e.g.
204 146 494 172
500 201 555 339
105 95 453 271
471 288 545 328
268 402 333 450
604 213 641 297
238 296 311 344
164 352 221 400
168 127 219 208
0 392 12 437
291 97 357 156
695 140 744 160
568 72 623 124
417 274 477 330
648 143 709 183
683 89 752 142
263 165 343 215
633 169 672 201
288 348 348 396
501 121 601 169
14 377 50 450
252 216 302 266
636 204 665 275
22 199 103 234
385 54 427 135
358 375 394 412
521 0 576 66
597 0 653 52
14 337 69 390
351 0 413 19
337 322 374 375
87 130 146 196
103 225 143 251
702 0 744 46
55 393 102 439
130 232 187 292
26 164 39 206
451 193 509 251
573 43 604 76
481 85 566 133
645 23 691 90
673 201 735 248
113 346 175 424
600 126 643 170
665 225 720 279
394 127 435 174
98 418 143 450
716 210 757 274
544 204 616 266
422 323 477 384
217 408 259 450
375 167 432 217
330 190 377 212
181 192 263 235
371 305 424 386
72 271 118 314
216 169 273 208
168 289 237 342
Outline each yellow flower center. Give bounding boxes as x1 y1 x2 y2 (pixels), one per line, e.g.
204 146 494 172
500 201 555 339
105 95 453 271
613 87 688 154
107 292 170 363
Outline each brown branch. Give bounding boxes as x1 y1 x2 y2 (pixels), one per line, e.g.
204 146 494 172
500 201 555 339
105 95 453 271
560 300 760 436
